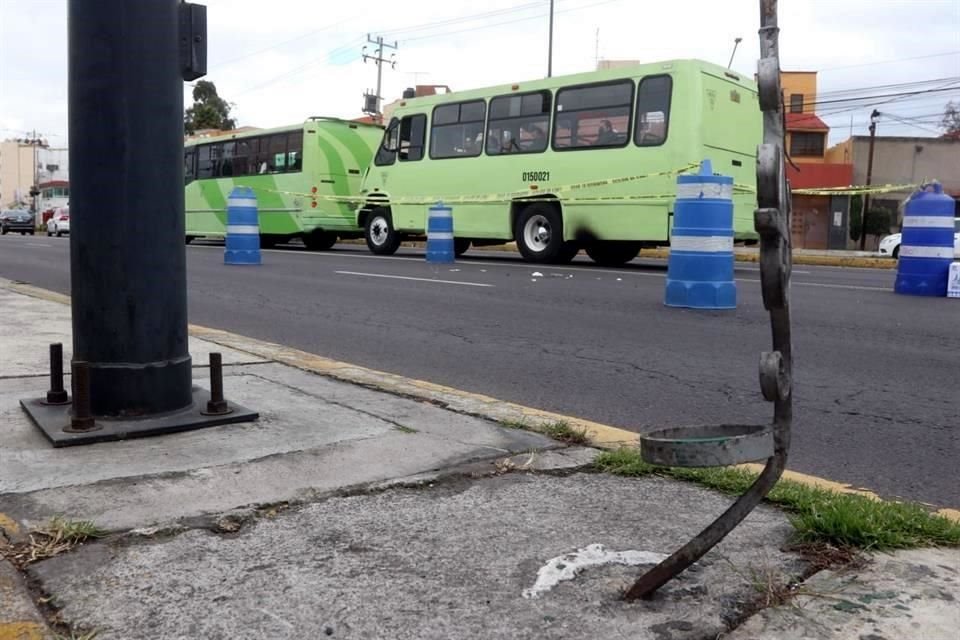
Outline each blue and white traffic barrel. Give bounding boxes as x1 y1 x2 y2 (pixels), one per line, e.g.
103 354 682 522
895 183 955 296
426 202 455 263
224 186 261 265
664 160 737 309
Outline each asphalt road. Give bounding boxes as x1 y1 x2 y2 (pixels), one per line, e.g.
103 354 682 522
1 234 957 508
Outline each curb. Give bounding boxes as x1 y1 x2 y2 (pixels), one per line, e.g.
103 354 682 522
3 278 956 525
0 560 52 640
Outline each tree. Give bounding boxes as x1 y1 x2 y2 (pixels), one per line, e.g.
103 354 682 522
941 101 960 138
849 195 894 242
184 80 236 135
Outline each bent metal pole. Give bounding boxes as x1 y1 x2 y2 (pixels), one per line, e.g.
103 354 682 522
68 0 192 415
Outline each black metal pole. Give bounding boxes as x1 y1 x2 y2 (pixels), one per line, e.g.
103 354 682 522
859 110 879 251
68 0 192 416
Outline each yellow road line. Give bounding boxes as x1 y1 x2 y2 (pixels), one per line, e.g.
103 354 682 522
3 278 955 522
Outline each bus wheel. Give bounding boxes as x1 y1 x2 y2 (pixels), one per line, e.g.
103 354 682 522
304 230 337 251
185 235 195 245
515 203 565 263
454 238 471 257
585 241 642 266
365 209 401 255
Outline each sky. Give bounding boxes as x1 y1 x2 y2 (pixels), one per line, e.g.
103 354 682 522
1 0 958 149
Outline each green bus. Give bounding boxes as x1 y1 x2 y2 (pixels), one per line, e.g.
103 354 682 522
184 117 382 249
358 59 761 264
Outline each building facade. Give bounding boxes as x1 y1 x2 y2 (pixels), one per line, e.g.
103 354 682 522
0 140 69 211
826 135 960 221
781 71 854 249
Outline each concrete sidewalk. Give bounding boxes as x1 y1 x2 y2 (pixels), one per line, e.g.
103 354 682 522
1 281 956 639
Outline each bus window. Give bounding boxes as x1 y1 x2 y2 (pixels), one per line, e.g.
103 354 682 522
197 144 214 179
184 148 196 184
375 118 400 166
430 100 485 159
399 114 426 162
486 90 550 155
553 80 633 150
254 137 273 174
269 135 288 172
287 131 303 172
635 75 672 147
220 141 236 177
235 138 256 176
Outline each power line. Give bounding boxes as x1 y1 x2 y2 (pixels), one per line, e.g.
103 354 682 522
818 50 960 73
208 16 358 71
401 0 624 45
231 37 366 96
378 1 544 38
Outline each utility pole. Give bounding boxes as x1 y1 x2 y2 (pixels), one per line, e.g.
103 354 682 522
362 34 397 124
859 109 880 251
594 28 599 68
21 0 256 446
547 0 555 77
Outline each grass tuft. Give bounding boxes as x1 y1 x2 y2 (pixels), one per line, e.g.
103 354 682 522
540 420 589 445
1 517 106 567
394 425 418 434
595 447 960 551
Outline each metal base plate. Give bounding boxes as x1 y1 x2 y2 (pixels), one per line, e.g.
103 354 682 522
640 424 773 468
20 386 258 448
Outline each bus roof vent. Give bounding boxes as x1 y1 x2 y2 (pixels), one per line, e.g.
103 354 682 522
402 87 416 99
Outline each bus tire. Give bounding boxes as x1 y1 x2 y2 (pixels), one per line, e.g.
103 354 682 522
303 230 337 251
365 208 401 255
454 238 471 257
185 235 195 245
260 235 279 249
585 241 642 266
515 203 565 263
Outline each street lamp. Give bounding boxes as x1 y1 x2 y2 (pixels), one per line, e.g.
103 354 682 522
727 37 742 69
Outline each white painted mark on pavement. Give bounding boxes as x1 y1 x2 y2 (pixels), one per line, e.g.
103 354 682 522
522 543 668 599
335 271 494 288
25 242 52 247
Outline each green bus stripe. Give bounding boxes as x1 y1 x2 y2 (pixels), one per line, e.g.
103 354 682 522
315 134 352 217
324 125 376 171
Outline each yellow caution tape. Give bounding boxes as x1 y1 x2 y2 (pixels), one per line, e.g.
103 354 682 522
241 162 701 207
792 183 918 196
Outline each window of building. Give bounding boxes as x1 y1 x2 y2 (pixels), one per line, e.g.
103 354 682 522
553 80 633 150
790 93 804 113
789 131 824 156
430 100 486 159
635 75 672 147
399 114 427 162
486 91 551 155
184 148 196 183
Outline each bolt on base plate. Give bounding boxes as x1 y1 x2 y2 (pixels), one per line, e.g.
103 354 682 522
20 386 258 448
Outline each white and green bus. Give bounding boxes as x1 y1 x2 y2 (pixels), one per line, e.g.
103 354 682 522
184 118 382 249
357 59 761 264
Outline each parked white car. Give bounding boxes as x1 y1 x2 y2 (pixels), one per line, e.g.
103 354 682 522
47 207 70 237
879 217 960 259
